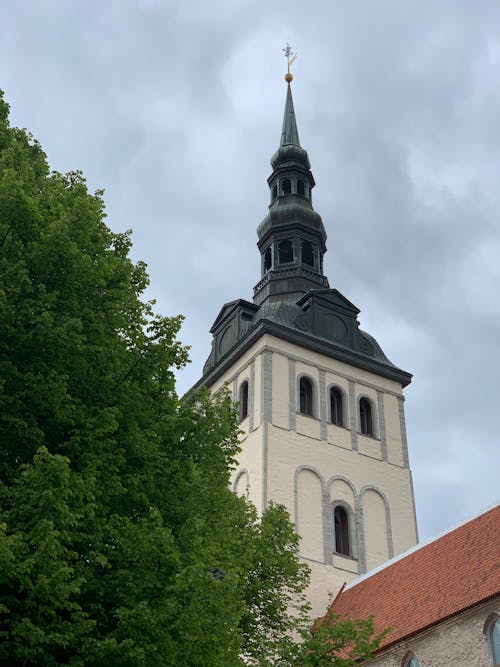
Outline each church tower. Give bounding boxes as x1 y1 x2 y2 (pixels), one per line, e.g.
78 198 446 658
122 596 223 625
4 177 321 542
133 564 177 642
193 72 418 617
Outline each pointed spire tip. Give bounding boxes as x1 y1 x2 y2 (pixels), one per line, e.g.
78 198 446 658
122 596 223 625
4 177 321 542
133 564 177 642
280 78 300 147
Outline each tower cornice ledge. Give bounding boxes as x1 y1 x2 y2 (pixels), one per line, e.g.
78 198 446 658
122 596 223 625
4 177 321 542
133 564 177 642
193 302 412 393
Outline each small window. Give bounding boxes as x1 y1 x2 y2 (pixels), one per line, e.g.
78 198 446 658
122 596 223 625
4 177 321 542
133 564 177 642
359 397 373 436
301 241 314 267
402 654 420 667
334 506 350 556
330 387 344 427
264 247 272 272
299 377 314 416
282 178 292 194
278 239 294 264
272 184 278 200
239 381 248 421
488 617 500 666
297 180 305 196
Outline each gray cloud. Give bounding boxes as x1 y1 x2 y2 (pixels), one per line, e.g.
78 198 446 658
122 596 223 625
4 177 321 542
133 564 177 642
1 0 499 542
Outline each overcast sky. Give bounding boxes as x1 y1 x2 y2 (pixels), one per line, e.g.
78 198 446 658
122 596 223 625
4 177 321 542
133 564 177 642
1 0 499 544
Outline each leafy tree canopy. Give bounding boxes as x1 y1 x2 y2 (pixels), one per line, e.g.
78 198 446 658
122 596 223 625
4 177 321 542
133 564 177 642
293 608 390 666
0 91 384 666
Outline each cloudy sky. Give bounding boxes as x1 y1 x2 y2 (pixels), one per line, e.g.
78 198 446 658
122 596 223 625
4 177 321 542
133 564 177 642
1 0 499 544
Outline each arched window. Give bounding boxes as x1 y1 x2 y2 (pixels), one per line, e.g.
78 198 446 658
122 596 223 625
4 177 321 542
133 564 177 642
282 178 292 194
334 506 351 556
330 387 344 426
297 180 305 196
272 184 278 200
488 617 500 666
278 239 294 264
299 377 314 416
359 397 373 436
401 653 420 667
239 381 248 421
263 247 272 272
301 241 314 267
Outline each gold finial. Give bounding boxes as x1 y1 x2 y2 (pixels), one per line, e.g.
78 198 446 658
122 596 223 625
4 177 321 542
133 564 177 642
282 43 297 83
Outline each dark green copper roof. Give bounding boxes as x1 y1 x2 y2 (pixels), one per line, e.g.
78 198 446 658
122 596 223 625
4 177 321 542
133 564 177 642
280 83 301 147
194 289 412 391
271 84 310 171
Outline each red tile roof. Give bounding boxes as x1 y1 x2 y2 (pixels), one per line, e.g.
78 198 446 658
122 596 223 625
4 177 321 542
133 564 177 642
329 505 500 651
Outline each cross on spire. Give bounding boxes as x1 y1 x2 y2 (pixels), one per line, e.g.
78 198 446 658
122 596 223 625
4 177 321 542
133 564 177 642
282 43 297 82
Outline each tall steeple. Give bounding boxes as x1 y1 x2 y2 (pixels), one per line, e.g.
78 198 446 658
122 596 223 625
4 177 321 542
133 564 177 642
199 61 411 390
194 57 418 619
253 73 329 306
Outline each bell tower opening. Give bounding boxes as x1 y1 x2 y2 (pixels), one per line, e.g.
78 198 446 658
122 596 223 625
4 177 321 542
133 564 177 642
301 241 315 268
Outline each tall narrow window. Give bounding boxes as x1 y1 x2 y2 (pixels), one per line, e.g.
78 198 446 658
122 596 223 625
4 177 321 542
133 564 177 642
297 180 305 196
359 397 373 436
263 247 272 272
278 239 294 264
282 178 291 194
334 506 350 556
272 184 278 200
299 377 314 416
489 618 500 666
330 388 344 426
239 381 248 421
301 241 314 267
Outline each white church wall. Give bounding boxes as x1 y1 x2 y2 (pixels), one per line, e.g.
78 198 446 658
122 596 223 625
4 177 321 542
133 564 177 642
362 488 391 570
271 351 289 429
230 430 263 513
296 413 322 440
384 393 405 467
296 468 324 562
233 468 249 499
330 477 356 508
327 422 352 450
206 332 418 617
266 337 404 396
357 434 383 460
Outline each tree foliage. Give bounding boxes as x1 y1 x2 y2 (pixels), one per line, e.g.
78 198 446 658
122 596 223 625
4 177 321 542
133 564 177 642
292 608 390 666
0 90 310 666
0 90 384 666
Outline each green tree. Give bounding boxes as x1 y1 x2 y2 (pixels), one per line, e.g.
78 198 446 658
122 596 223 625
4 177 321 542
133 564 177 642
293 607 390 666
0 90 384 666
0 90 311 666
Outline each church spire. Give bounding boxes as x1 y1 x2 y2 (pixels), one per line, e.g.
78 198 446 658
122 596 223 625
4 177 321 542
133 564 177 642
253 52 329 306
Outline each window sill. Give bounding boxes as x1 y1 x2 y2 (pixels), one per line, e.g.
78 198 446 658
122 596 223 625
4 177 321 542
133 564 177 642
357 432 380 441
297 411 318 421
333 551 357 561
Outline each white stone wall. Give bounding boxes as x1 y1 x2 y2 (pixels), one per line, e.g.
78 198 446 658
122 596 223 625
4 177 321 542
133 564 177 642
367 599 500 667
215 333 417 617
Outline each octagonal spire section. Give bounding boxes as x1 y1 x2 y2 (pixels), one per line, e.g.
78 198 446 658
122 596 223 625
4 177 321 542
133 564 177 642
255 82 328 306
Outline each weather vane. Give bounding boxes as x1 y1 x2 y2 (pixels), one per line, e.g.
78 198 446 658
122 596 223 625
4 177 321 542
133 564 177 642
282 43 297 83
